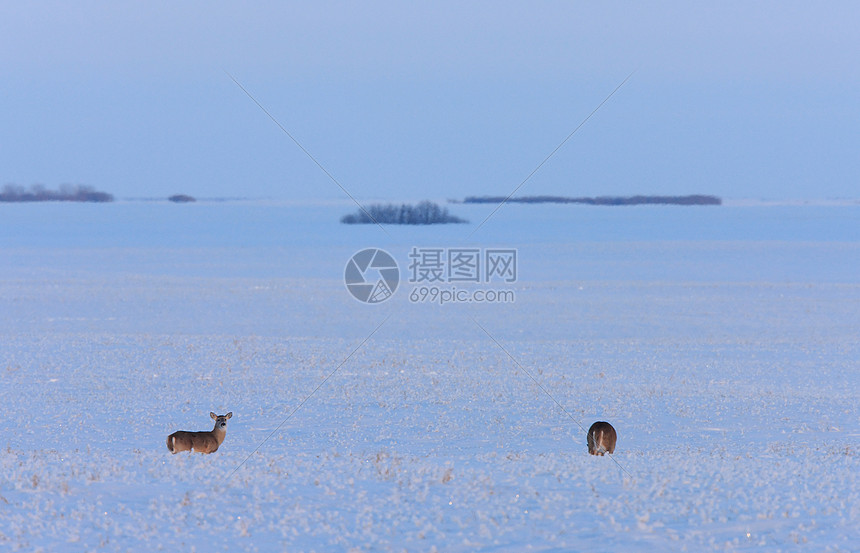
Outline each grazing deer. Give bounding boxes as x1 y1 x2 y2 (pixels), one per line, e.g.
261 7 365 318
167 412 232 454
587 421 617 456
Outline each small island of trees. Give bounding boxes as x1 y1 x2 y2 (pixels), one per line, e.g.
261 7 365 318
460 194 721 206
341 201 468 225
168 194 196 203
0 184 114 203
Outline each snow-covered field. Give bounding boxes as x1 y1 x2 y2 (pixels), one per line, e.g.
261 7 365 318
1 202 858 551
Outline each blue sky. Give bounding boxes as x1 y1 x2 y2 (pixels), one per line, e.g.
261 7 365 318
2 2 858 201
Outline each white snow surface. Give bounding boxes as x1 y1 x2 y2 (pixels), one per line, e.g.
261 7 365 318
1 202 858 552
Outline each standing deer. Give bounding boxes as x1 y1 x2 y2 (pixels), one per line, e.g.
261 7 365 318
167 412 232 454
587 421 617 456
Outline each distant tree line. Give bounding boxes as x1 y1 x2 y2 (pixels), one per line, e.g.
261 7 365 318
0 184 114 203
341 201 468 225
461 194 721 206
168 194 196 203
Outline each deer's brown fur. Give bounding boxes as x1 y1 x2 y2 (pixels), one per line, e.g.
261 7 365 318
167 412 232 454
587 421 617 456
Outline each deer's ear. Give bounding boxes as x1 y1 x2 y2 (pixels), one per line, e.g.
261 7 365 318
210 412 216 420
226 412 233 419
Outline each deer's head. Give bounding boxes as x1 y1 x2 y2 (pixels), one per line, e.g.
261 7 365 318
210 412 232 430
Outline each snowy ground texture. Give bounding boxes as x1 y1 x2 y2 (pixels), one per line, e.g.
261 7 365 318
1 202 858 552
